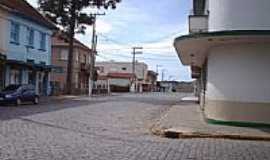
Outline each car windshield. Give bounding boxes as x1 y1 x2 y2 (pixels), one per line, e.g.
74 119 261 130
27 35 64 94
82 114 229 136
2 85 21 92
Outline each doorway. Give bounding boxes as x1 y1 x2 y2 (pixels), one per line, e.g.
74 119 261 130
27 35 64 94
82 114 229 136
0 66 4 90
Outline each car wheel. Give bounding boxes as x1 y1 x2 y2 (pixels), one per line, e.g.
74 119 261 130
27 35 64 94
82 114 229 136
33 96 39 104
16 98 22 106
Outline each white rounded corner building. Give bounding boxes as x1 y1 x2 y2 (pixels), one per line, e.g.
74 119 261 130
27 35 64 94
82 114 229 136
174 0 270 125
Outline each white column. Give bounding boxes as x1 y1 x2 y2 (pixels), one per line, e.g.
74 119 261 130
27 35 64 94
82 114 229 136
47 72 51 96
130 83 136 92
5 65 10 86
139 83 143 93
21 69 29 84
89 76 93 96
35 72 39 95
107 79 111 94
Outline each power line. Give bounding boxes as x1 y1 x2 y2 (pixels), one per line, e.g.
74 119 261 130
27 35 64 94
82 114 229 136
143 52 177 57
98 29 185 45
99 52 132 59
89 13 106 96
97 54 112 60
98 51 174 58
138 29 186 44
98 46 173 52
99 34 132 46
131 47 143 76
99 51 177 58
98 53 177 61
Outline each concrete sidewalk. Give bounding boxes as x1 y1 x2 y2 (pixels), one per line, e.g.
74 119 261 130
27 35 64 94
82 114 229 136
151 97 270 140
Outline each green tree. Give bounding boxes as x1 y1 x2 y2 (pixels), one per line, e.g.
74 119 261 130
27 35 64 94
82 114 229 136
38 0 121 94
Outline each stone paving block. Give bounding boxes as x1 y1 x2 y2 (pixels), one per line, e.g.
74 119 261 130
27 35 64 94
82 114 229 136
0 93 269 159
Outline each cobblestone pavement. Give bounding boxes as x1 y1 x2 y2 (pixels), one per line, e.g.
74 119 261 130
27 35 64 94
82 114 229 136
0 93 270 160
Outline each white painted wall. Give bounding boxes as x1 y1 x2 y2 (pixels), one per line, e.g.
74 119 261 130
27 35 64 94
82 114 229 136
209 0 270 31
189 16 208 33
206 43 270 103
96 62 148 80
110 78 130 87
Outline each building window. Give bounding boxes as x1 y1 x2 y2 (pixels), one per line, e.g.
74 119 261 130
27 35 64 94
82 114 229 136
76 51 79 63
26 27 34 47
84 55 87 64
52 67 64 73
10 69 20 85
39 32 46 51
28 71 35 85
122 67 127 71
10 21 20 44
59 49 68 60
81 54 87 63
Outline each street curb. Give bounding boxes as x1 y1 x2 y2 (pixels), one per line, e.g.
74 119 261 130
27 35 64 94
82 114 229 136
151 128 270 141
150 100 270 141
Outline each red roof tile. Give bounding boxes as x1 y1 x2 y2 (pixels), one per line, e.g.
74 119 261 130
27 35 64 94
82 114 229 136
0 0 56 29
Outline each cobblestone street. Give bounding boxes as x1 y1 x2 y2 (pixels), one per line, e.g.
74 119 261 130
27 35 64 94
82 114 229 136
0 93 270 160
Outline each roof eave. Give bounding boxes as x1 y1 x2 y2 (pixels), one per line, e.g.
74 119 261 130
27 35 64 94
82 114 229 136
12 11 57 30
174 30 270 67
173 39 190 66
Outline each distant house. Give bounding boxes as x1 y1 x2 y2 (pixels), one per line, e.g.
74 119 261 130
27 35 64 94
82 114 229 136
144 70 158 92
157 81 194 93
96 61 148 92
0 0 56 95
174 0 270 125
51 32 93 95
106 72 136 92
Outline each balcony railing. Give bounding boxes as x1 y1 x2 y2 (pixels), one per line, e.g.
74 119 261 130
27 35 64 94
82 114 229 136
189 15 208 34
80 63 90 73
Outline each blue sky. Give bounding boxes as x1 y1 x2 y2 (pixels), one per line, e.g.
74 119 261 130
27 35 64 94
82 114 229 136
27 0 192 81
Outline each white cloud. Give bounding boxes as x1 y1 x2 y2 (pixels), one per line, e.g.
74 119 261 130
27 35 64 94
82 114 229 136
27 0 38 7
96 19 112 34
97 23 188 56
26 0 192 81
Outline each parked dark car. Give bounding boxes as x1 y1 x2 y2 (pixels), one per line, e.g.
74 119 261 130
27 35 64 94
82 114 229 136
0 84 39 105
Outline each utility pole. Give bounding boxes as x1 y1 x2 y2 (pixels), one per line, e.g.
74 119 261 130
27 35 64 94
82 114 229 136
89 13 105 96
156 64 162 80
161 69 167 81
131 47 143 92
156 65 162 74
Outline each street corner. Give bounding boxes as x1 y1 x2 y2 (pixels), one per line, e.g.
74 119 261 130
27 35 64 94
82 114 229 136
149 107 174 137
150 101 270 141
150 123 167 137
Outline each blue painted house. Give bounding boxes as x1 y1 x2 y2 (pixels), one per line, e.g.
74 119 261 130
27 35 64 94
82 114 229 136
0 0 56 95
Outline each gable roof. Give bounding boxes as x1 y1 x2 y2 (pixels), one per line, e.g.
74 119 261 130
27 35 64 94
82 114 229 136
52 31 92 52
0 0 56 29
